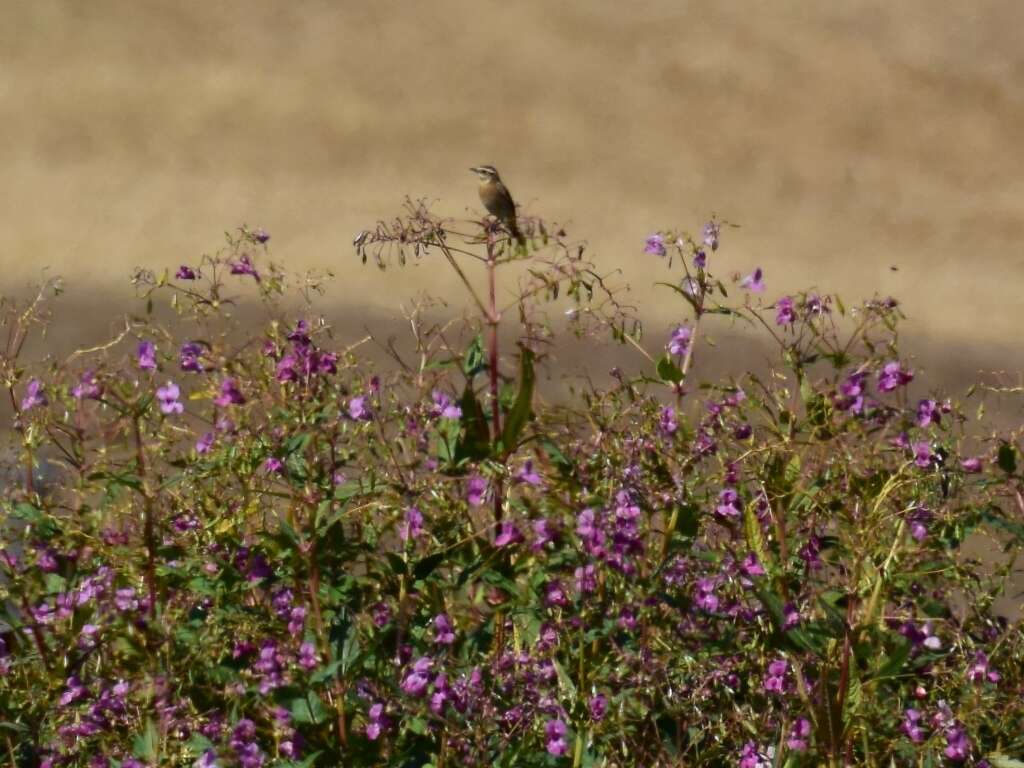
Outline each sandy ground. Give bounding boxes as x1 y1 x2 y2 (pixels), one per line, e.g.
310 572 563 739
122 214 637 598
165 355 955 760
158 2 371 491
2 0 1023 368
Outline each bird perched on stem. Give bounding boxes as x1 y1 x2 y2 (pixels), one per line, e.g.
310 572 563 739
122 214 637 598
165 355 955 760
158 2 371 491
470 165 526 248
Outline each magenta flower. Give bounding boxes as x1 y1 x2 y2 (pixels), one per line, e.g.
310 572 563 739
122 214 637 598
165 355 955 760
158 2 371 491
544 719 568 756
944 724 971 762
229 254 260 281
916 398 941 427
740 267 765 293
878 360 913 392
960 456 982 473
775 296 796 326
659 406 678 436
763 658 789 694
740 552 765 577
693 249 707 269
20 378 47 411
156 381 184 415
494 522 523 548
787 717 811 752
399 506 424 542
179 342 204 372
347 396 371 421
196 432 214 454
431 390 462 420
589 693 608 722
263 457 284 474
401 657 433 697
175 265 196 280
72 370 102 400
253 227 271 244
515 460 542 486
901 708 925 743
715 488 742 518
433 613 456 645
137 341 157 371
214 377 245 406
466 475 488 507
911 441 934 469
643 234 666 257
365 702 389 740
667 325 692 357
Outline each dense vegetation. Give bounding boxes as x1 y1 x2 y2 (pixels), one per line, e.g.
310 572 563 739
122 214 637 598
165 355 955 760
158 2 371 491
1 209 1021 767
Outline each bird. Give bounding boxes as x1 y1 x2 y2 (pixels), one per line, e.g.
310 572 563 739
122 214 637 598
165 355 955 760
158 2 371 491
469 165 526 247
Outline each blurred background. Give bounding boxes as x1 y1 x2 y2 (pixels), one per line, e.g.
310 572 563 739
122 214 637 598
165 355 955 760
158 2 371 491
2 0 1023 380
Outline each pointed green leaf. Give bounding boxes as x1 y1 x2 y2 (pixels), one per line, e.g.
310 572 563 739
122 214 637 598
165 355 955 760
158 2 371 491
500 347 535 452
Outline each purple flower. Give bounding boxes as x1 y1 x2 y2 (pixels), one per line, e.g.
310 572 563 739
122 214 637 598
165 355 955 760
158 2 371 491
763 658 789 694
515 460 542 486
401 657 433 697
589 694 608 722
966 650 1000 684
466 475 488 507
366 702 389 740
775 296 796 326
347 396 371 421
179 342 204 372
137 341 157 371
659 406 678 436
667 325 692 357
531 518 559 550
902 708 925 743
263 457 284 474
912 441 934 469
916 398 941 428
298 641 319 670
196 432 214 454
494 522 523 548
643 234 666 257
837 370 868 413
214 378 245 406
702 220 720 251
156 381 184 415
738 742 771 768
544 718 568 756
944 724 971 762
782 602 801 630
694 578 719 613
254 227 271 244
716 488 742 518
878 360 913 392
20 378 47 411
740 552 765 577
960 456 982 473
175 265 196 280
399 506 424 541
230 254 260 281
431 390 462 420
574 563 597 594
693 249 707 269
906 505 932 542
787 717 811 752
544 580 570 607
433 613 456 645
72 370 102 400
740 267 765 293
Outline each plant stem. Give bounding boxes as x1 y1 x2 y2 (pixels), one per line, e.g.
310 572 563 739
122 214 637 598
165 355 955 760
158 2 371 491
133 416 158 619
486 237 503 525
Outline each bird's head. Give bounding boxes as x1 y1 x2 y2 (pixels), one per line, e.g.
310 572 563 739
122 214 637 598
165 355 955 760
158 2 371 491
469 165 500 182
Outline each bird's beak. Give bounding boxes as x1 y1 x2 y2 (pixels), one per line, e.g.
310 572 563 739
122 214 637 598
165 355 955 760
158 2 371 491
468 167 478 173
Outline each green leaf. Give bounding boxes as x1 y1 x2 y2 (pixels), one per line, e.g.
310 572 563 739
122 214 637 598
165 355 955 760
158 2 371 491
454 384 491 462
997 442 1017 475
872 637 911 681
987 755 1024 768
290 693 328 724
500 346 535 452
413 550 447 580
132 719 158 760
551 658 578 699
656 354 684 384
463 334 486 378
278 752 323 768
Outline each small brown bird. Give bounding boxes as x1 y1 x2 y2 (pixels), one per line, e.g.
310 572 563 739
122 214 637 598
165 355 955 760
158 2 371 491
470 165 526 247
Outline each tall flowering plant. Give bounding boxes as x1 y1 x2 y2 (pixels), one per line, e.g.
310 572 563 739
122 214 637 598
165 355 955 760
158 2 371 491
0 215 1020 768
